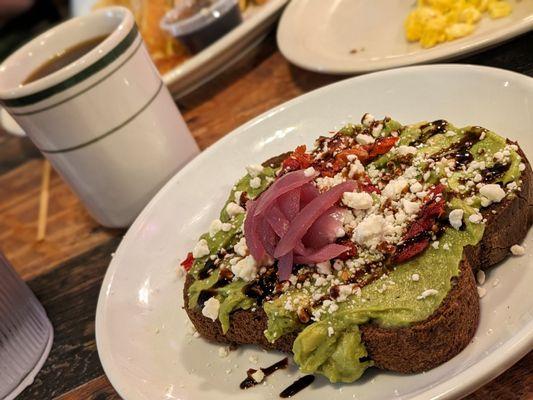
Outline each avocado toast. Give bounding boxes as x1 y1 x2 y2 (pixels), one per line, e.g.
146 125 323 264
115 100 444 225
181 115 532 383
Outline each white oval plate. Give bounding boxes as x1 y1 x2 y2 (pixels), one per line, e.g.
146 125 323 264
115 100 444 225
277 0 533 74
96 65 533 400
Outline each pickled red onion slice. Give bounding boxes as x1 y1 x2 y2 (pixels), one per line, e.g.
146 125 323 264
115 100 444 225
278 251 293 281
274 181 357 258
302 206 344 249
244 200 266 262
254 170 317 216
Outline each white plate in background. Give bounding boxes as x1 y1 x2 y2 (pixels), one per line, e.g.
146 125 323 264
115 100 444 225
277 0 533 74
96 65 533 400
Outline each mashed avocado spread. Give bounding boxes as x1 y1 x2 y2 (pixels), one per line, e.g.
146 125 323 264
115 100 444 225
186 118 522 383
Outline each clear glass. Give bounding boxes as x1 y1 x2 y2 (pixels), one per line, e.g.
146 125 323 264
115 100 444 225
0 253 53 400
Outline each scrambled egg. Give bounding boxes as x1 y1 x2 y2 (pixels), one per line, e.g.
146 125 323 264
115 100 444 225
405 0 513 48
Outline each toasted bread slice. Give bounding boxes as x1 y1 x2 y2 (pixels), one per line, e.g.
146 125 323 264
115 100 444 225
183 139 532 375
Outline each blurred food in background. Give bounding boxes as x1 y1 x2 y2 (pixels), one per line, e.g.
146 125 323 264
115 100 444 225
94 0 269 74
405 0 513 48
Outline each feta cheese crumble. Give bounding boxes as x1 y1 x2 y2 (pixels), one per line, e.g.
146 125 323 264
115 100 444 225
304 167 316 177
468 214 483 224
361 113 375 127
396 146 417 156
202 297 220 321
209 219 223 236
231 255 258 281
246 164 264 177
226 202 245 217
249 177 261 189
510 244 525 256
479 184 505 204
233 237 248 257
448 209 464 230
193 239 210 258
348 160 364 178
356 134 375 145
476 270 486 285
416 289 438 300
251 370 265 383
402 199 420 215
383 177 409 199
218 347 230 358
316 261 332 275
353 214 387 247
342 191 373 210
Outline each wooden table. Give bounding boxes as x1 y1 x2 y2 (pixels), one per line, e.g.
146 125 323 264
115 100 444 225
1 29 532 400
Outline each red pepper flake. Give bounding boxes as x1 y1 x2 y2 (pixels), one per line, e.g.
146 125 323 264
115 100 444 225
180 252 194 271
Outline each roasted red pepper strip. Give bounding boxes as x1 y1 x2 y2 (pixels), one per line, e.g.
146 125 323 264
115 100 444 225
335 147 370 164
364 136 400 160
282 145 314 173
392 239 429 264
180 252 194 272
392 184 446 263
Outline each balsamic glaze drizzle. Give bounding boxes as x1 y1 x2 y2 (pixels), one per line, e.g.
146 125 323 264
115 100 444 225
279 375 315 398
415 119 448 145
239 357 289 389
197 289 217 308
481 162 510 183
243 266 279 305
431 127 483 166
197 258 217 280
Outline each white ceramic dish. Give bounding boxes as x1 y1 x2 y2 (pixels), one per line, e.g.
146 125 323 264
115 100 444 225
277 0 533 74
96 65 533 400
72 0 288 97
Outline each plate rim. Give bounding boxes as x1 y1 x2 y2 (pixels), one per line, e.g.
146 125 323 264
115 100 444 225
96 64 533 400
276 0 533 75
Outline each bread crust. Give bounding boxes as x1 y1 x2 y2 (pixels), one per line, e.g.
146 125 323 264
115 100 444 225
360 259 478 373
183 144 532 375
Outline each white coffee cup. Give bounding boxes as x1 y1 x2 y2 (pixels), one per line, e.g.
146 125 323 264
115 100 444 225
0 7 199 227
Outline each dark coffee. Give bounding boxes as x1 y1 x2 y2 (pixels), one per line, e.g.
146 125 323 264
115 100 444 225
23 35 107 85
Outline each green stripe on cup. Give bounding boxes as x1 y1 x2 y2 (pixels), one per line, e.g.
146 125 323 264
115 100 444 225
40 80 164 154
1 25 139 108
11 38 143 116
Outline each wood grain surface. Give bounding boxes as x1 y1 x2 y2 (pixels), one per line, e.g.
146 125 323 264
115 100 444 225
0 28 531 400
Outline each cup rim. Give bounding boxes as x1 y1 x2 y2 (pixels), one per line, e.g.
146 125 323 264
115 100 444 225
0 6 134 102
